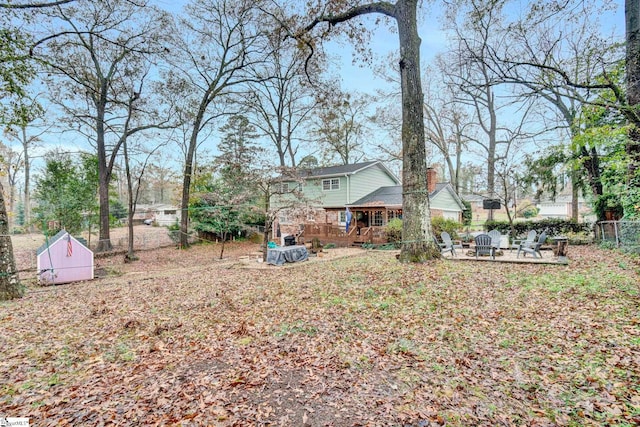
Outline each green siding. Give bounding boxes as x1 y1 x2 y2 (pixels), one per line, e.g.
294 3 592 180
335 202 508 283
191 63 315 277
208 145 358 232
271 163 400 209
348 165 399 204
431 189 462 212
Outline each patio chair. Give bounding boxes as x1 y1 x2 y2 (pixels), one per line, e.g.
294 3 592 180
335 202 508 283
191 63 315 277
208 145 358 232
510 230 536 252
488 229 502 250
474 233 495 260
440 231 463 257
517 231 547 259
433 234 453 257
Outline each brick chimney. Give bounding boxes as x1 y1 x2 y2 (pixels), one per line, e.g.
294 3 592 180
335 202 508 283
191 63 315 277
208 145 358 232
427 167 437 194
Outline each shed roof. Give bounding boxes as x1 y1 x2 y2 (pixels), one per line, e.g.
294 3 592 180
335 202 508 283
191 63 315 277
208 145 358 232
36 230 90 256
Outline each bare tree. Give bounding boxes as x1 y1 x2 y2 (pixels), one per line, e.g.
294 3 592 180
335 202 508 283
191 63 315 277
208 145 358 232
168 0 269 248
3 96 46 230
243 14 320 168
313 89 370 165
0 0 75 8
301 0 439 261
122 133 166 261
31 0 172 251
478 0 621 220
474 0 637 216
144 156 179 204
422 66 472 194
443 0 537 220
0 144 22 229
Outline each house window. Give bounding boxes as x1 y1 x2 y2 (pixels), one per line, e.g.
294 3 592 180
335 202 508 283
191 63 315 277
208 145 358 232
275 182 289 193
372 210 384 226
339 211 346 224
164 210 176 215
279 211 292 224
388 209 402 220
322 178 340 191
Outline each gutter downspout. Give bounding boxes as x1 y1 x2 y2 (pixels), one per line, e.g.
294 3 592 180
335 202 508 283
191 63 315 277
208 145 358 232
345 173 350 203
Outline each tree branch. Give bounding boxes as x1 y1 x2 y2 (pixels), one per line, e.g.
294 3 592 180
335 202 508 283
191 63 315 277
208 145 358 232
0 0 75 8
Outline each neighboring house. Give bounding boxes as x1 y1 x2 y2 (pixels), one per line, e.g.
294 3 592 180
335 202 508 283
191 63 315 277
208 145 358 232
36 230 94 285
133 204 181 226
274 161 466 244
537 194 595 221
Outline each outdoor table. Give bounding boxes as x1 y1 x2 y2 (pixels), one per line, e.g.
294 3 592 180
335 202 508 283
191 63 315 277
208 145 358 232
266 245 309 266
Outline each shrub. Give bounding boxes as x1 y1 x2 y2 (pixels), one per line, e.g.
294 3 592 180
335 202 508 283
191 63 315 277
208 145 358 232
484 218 593 238
520 205 539 218
431 217 462 239
385 218 403 247
564 231 594 245
461 200 472 226
599 240 616 250
594 193 623 221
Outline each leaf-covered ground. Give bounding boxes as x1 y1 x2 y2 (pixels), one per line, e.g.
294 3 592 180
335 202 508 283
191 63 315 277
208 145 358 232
1 243 639 426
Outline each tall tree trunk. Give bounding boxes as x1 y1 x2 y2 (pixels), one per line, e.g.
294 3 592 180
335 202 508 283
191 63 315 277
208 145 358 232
626 0 640 217
0 182 22 301
571 171 579 221
96 82 112 253
180 111 205 248
397 0 439 262
22 126 31 231
123 139 136 260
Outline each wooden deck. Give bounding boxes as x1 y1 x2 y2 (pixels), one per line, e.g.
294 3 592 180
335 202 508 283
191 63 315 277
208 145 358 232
299 224 387 247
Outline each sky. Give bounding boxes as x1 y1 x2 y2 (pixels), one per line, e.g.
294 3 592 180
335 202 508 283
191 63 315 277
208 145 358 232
5 0 627 182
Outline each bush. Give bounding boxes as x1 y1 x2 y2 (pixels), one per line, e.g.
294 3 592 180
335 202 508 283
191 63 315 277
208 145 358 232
167 222 183 244
461 200 472 226
564 231 594 245
594 193 623 221
619 221 640 254
519 205 539 218
484 218 593 238
385 218 403 247
431 217 462 239
599 240 617 250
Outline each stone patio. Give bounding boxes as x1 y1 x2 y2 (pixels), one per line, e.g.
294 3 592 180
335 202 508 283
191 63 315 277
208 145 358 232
443 247 568 265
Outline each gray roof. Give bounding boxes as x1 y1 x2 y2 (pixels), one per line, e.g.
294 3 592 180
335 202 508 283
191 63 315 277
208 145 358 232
299 160 399 182
348 183 450 208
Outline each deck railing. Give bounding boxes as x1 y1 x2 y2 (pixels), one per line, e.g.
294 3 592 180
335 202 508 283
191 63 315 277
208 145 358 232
299 224 387 246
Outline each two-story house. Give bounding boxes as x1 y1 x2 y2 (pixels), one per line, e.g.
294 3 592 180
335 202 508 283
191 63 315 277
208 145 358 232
274 160 465 245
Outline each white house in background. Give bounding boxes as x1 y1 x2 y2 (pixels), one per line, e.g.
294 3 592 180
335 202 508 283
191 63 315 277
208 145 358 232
134 204 181 226
537 195 595 221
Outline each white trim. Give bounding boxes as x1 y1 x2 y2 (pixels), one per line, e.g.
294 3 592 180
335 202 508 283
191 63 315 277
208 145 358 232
322 178 340 191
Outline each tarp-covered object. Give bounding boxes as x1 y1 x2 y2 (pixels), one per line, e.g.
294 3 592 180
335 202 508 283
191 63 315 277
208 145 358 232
36 230 94 284
266 245 309 266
